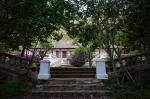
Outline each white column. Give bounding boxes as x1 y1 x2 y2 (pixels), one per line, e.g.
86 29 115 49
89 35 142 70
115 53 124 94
38 58 51 80
96 59 108 79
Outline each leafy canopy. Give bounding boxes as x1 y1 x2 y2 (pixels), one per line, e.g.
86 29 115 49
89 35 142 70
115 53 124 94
0 0 66 50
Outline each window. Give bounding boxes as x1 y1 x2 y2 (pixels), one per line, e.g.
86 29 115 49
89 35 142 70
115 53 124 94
56 51 60 58
62 51 67 58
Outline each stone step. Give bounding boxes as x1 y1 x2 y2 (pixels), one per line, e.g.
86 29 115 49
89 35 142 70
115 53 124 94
50 67 96 72
39 78 101 85
33 78 110 99
51 74 95 78
31 90 110 99
32 90 109 94
50 71 96 74
12 95 111 99
50 67 96 78
36 84 104 91
37 78 102 85
35 78 104 91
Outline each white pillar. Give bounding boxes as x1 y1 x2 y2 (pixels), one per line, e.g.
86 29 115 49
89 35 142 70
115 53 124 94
96 59 108 79
38 58 51 80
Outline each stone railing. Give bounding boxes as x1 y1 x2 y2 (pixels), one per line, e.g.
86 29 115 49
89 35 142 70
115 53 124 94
106 53 148 68
0 52 39 72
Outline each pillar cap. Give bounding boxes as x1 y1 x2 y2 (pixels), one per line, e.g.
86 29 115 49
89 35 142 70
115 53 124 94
43 57 51 60
96 58 106 62
40 59 51 63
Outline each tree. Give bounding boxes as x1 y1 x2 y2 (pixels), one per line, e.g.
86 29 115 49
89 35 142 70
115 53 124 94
63 0 104 67
0 0 66 55
64 0 127 71
67 20 101 67
124 0 150 62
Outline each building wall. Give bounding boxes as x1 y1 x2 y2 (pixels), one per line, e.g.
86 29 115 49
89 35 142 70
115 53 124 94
50 48 107 59
48 48 108 66
51 48 74 59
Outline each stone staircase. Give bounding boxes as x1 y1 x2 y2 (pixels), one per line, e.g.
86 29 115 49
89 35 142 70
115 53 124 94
30 68 110 99
50 67 96 78
32 78 110 99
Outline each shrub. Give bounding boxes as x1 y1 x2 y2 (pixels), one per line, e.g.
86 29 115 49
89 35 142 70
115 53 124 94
103 73 150 99
0 81 31 98
22 53 41 61
103 63 150 99
71 53 86 67
70 47 87 67
118 64 150 88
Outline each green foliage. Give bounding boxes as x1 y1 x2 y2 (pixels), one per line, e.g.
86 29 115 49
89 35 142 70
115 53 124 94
125 0 150 53
0 0 66 50
64 0 127 70
68 21 101 49
70 47 87 67
103 74 150 99
40 41 53 49
74 47 87 54
115 32 127 49
119 64 150 88
0 81 31 98
103 63 150 99
128 50 144 56
0 42 10 52
111 87 150 99
65 0 126 48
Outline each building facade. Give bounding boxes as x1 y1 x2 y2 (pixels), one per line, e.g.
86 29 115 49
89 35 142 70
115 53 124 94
48 38 108 67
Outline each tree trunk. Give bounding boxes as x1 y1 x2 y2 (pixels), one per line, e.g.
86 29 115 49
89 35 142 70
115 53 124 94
21 46 26 57
87 49 93 68
41 49 48 60
145 45 150 64
88 54 92 68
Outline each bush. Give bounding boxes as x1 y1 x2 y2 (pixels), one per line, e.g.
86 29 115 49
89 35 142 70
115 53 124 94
70 47 87 67
0 81 31 98
111 86 150 99
103 74 150 99
103 64 150 99
118 64 150 88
